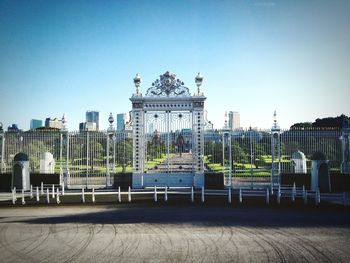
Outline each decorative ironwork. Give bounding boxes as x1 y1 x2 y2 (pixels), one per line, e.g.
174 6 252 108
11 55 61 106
146 71 190 97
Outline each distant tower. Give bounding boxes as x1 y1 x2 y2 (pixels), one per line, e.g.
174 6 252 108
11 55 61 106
228 111 240 130
117 113 127 131
86 111 99 131
30 119 42 130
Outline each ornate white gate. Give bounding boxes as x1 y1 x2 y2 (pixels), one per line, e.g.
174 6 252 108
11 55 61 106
130 71 206 188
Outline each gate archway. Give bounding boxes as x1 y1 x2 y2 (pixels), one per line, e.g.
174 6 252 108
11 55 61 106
130 71 206 188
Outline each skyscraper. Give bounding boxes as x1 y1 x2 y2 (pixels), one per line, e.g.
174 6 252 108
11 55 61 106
228 111 240 130
117 113 127 131
30 119 42 129
86 111 99 131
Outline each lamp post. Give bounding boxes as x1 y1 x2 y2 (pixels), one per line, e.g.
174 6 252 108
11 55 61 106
221 125 232 187
195 72 203 96
0 122 4 173
107 113 115 187
249 126 253 189
134 73 142 96
61 114 69 188
271 111 281 189
123 132 126 173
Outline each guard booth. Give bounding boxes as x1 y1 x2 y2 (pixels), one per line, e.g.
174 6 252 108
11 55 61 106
311 151 331 192
12 152 30 191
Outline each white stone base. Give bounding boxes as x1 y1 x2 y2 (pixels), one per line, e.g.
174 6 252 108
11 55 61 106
132 173 205 188
341 163 350 174
132 174 143 189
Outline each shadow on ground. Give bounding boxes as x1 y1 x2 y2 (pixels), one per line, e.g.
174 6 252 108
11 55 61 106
8 202 350 228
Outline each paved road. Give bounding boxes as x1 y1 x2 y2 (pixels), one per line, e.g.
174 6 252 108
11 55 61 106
0 204 350 262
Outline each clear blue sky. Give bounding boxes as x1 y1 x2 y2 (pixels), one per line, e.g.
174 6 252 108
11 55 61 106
0 0 349 130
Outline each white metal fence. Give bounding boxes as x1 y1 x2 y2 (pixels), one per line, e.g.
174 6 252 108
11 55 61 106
0 128 346 188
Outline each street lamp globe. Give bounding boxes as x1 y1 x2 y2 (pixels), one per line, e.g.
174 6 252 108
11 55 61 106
195 72 203 95
108 112 114 130
134 73 142 95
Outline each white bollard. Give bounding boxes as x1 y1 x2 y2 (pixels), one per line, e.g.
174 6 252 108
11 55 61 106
191 187 194 203
46 188 50 204
201 186 205 203
118 186 121 203
12 188 16 205
317 189 321 204
165 186 168 202
128 186 131 202
21 189 25 205
56 188 60 204
36 186 40 202
228 187 232 204
30 185 33 199
52 184 55 198
292 183 296 202
154 186 158 202
239 188 242 204
266 188 270 205
61 183 65 196
92 188 95 203
14 187 17 201
82 188 85 203
271 186 274 195
41 182 44 195
277 185 281 204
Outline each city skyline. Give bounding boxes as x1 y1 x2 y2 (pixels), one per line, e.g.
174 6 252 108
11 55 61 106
1 1 349 131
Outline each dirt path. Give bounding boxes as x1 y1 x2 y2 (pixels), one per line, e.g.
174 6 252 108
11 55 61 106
0 205 349 262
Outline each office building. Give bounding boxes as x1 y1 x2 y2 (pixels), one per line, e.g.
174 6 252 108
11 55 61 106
79 122 97 132
86 111 99 131
228 111 240 130
45 118 63 130
30 119 42 130
117 113 127 131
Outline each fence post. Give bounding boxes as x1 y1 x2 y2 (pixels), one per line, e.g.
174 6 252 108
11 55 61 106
52 184 55 198
30 185 33 199
154 186 158 202
118 186 121 203
21 189 25 205
201 186 205 203
92 188 95 203
128 186 131 202
14 187 17 202
41 182 44 195
191 187 194 203
277 185 281 204
81 188 85 203
228 186 231 204
165 186 168 202
46 188 50 204
36 186 39 202
239 188 242 204
292 183 296 203
266 188 270 205
304 190 308 205
12 188 16 205
56 188 60 204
